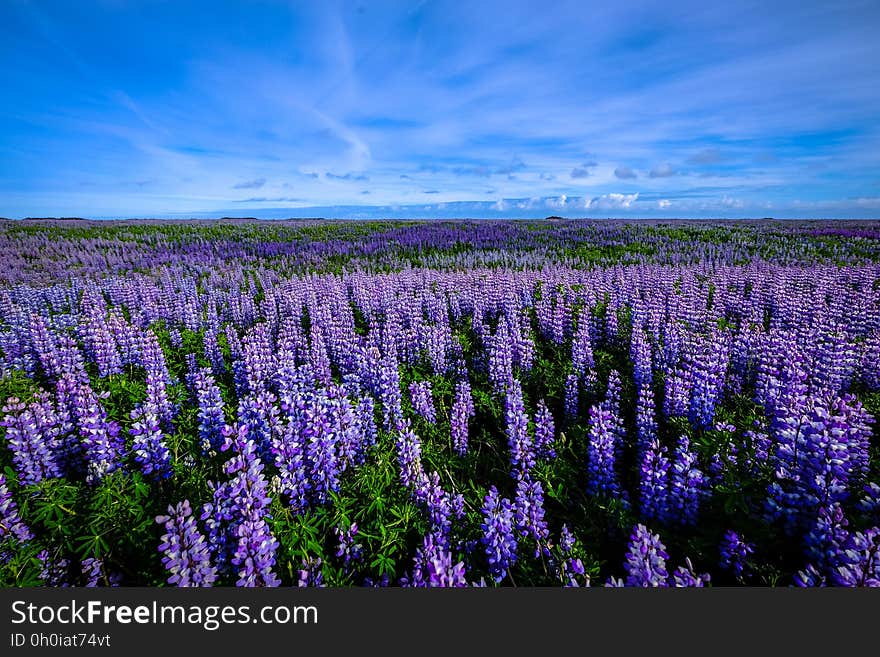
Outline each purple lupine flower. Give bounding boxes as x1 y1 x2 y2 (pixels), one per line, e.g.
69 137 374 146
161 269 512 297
28 313 62 380
564 373 580 420
585 405 623 499
794 564 827 587
514 476 549 557
377 350 404 432
417 471 464 548
451 379 474 456
831 526 880 587
688 334 730 429
719 530 754 580
556 525 588 587
355 393 378 454
639 438 670 522
560 524 577 554
156 499 217 587
631 327 653 391
767 393 873 534
129 405 172 479
193 367 225 452
201 424 280 587
635 384 658 458
0 474 33 547
334 522 363 567
533 399 556 459
1 394 62 486
668 435 707 526
408 381 437 424
238 389 282 463
81 557 120 587
411 532 468 587
271 413 310 514
38 550 70 587
203 323 225 375
571 310 596 379
396 422 427 491
505 379 535 478
71 384 124 484
603 369 622 417
297 556 325 587
670 558 711 587
242 323 277 393
168 328 183 350
184 353 200 394
804 503 851 570
608 524 710 587
487 319 515 396
140 330 176 426
614 524 670 587
480 486 518 583
78 311 122 378
301 391 341 506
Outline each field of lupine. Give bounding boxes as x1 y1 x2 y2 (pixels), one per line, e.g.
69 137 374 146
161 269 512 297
1 218 879 587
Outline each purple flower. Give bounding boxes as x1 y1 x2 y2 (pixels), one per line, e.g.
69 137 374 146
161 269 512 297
201 424 280 587
81 557 120 587
719 530 754 580
480 486 518 583
297 556 325 587
639 438 671 522
514 476 549 556
410 532 468 587
451 379 474 456
767 393 872 534
668 435 707 526
193 367 225 451
585 405 624 500
564 373 580 421
1 394 62 486
0 474 33 548
506 379 535 477
409 381 437 424
533 399 556 459
609 524 710 588
618 524 670 587
38 550 70 587
156 499 217 587
129 405 172 479
396 422 427 491
335 522 363 566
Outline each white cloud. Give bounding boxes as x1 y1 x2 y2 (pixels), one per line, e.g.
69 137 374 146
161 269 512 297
721 195 745 208
584 192 639 209
658 199 672 209
545 194 568 209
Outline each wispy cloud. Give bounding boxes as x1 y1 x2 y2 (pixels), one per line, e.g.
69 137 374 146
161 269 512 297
649 163 676 178
233 196 302 203
326 172 369 181
687 148 722 164
233 178 267 189
614 166 637 180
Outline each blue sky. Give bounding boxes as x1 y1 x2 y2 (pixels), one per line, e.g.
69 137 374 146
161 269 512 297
1 0 879 219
